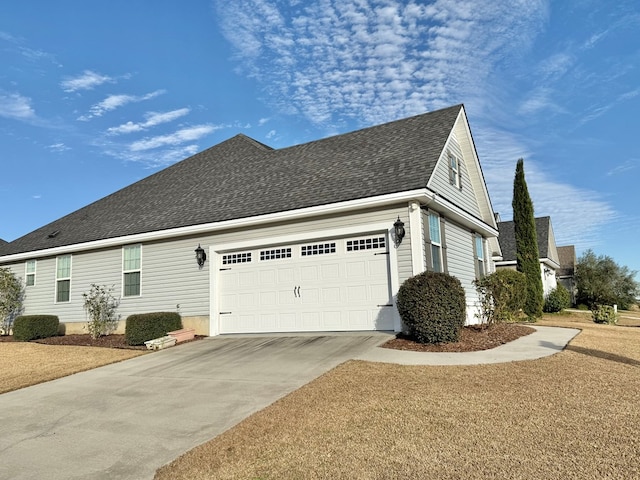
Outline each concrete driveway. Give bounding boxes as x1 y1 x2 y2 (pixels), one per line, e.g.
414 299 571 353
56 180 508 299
0 333 390 480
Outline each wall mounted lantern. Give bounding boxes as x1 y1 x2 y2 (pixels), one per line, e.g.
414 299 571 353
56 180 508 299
393 216 406 245
195 244 207 268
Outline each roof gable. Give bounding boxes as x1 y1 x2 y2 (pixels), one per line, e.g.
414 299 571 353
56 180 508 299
497 216 559 266
1 105 463 256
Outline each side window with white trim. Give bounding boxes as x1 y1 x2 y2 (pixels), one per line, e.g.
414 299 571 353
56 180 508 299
56 255 71 302
123 245 141 297
474 234 486 278
428 214 443 273
25 259 36 287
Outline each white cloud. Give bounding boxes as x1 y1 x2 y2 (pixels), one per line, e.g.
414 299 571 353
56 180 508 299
129 124 219 151
0 92 36 120
47 143 70 153
61 70 114 92
265 129 276 139
216 0 548 126
107 108 191 135
105 144 201 168
607 159 639 176
78 90 166 121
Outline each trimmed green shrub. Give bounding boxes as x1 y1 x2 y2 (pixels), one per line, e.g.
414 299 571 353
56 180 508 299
474 269 526 325
125 312 182 346
544 284 571 313
396 271 466 344
592 305 618 325
13 315 59 341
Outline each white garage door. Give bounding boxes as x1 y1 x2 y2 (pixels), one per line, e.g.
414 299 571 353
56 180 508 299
217 234 394 333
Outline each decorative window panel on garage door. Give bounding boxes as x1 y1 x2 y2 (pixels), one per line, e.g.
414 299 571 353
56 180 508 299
217 234 393 334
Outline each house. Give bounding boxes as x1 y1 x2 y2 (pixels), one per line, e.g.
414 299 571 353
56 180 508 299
556 245 577 305
495 216 560 297
0 104 500 336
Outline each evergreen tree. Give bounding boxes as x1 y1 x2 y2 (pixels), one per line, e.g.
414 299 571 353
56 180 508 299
512 158 543 319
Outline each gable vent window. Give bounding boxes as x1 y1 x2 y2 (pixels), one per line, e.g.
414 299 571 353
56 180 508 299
55 255 71 303
448 153 462 189
301 242 336 256
222 252 252 265
123 245 141 297
260 248 292 261
25 259 37 287
346 237 386 252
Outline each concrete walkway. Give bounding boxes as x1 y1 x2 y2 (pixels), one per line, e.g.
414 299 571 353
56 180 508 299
357 325 580 365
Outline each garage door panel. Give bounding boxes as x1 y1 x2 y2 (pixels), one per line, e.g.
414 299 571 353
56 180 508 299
300 265 319 281
259 269 277 285
238 271 256 286
322 286 341 303
346 260 366 278
321 263 341 279
278 268 295 283
218 233 393 334
301 287 320 304
259 290 277 306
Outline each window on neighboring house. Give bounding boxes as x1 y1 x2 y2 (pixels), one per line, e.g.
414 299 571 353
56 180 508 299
429 213 443 273
475 234 486 278
56 255 71 302
25 260 36 286
123 245 141 297
448 153 461 188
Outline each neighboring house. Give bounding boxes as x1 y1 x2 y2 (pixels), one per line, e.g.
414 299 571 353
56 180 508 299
556 245 577 305
495 216 560 297
0 104 500 335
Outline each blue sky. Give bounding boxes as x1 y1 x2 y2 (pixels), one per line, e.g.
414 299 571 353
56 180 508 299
1 1 639 278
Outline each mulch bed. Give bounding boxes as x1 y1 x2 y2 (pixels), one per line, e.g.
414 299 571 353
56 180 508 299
0 334 204 350
382 323 535 352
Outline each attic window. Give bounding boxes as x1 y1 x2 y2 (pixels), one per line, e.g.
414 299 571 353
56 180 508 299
48 230 60 238
448 153 462 189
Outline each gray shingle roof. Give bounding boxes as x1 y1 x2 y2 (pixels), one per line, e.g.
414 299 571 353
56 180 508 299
557 245 576 277
1 104 462 256
497 216 551 262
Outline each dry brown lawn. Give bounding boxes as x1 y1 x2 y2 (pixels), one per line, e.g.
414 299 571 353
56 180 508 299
0 342 144 394
156 312 640 480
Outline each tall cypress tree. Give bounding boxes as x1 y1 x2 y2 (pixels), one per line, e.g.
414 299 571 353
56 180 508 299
512 158 543 319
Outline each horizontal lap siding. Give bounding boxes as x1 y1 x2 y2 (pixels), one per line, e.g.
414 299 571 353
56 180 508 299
7 203 413 325
443 220 480 324
428 134 481 217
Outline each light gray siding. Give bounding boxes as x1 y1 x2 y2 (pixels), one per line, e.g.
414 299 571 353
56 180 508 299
442 220 480 324
427 133 482 217
8 203 413 329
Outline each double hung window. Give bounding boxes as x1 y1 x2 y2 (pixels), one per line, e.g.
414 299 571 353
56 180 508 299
25 260 36 286
56 255 71 302
123 245 141 297
429 214 443 273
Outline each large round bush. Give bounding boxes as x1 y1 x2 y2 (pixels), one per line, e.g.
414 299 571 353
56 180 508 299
396 271 466 344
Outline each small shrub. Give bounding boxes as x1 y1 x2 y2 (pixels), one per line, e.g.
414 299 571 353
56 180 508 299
125 312 183 346
544 284 571 313
82 284 120 339
13 315 59 341
396 271 466 344
474 269 526 325
0 267 24 335
592 305 618 325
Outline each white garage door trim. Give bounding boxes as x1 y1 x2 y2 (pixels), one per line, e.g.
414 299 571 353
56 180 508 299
209 222 401 335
